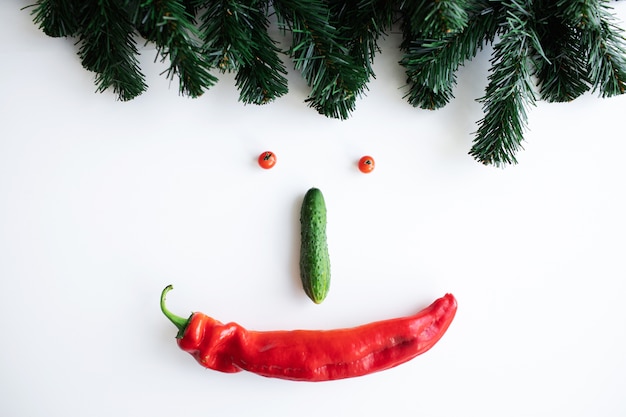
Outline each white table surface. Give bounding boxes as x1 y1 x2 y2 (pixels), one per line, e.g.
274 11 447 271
1 1 625 416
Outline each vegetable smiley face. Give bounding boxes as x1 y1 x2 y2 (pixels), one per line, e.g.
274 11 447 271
161 159 458 382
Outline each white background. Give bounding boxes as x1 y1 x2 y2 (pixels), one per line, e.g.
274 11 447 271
1 1 625 416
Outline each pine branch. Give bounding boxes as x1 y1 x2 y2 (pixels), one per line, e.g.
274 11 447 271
532 1 591 102
469 0 543 166
329 0 396 84
77 0 147 101
558 0 626 97
133 0 217 98
588 21 626 97
197 0 288 104
199 0 260 70
401 0 472 39
233 3 289 104
273 0 368 119
27 0 79 37
25 0 626 164
400 0 500 110
182 0 200 18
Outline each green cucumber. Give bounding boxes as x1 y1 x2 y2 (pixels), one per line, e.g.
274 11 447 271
299 187 331 304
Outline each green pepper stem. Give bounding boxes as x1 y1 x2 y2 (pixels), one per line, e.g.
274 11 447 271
160 285 190 338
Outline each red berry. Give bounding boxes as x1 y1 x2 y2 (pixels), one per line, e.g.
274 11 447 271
258 151 277 169
358 156 375 173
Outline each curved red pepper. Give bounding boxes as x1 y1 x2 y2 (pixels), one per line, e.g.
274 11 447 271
161 286 457 382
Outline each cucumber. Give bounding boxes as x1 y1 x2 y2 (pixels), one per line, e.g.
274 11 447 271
299 187 331 304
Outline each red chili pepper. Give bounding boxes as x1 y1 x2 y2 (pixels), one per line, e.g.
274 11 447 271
160 286 457 382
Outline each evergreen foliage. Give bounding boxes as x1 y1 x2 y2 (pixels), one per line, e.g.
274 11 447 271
273 0 368 118
133 0 217 97
25 0 626 166
332 0 396 80
196 0 288 104
398 0 626 166
533 2 591 103
400 1 500 110
469 0 541 166
30 0 79 37
78 0 147 101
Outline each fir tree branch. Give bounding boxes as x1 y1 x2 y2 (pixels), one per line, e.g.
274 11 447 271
401 0 472 38
27 0 79 37
182 0 200 18
196 0 288 104
532 0 591 102
273 0 368 119
25 0 626 161
329 0 396 84
198 0 261 71
232 2 289 104
558 0 626 97
558 0 605 27
400 0 500 110
77 0 147 101
587 21 626 97
469 0 542 166
134 0 217 98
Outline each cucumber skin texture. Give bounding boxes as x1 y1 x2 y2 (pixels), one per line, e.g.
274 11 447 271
299 188 331 304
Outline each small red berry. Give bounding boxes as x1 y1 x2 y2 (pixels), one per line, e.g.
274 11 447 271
258 151 277 169
358 156 375 173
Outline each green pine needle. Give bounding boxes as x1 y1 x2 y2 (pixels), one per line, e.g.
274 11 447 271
331 0 396 83
533 6 591 102
199 0 259 71
197 0 288 104
134 0 217 98
402 0 471 38
26 0 626 165
400 1 500 110
470 0 541 166
77 0 147 101
557 0 626 97
273 0 368 119
27 0 79 37
587 6 626 97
